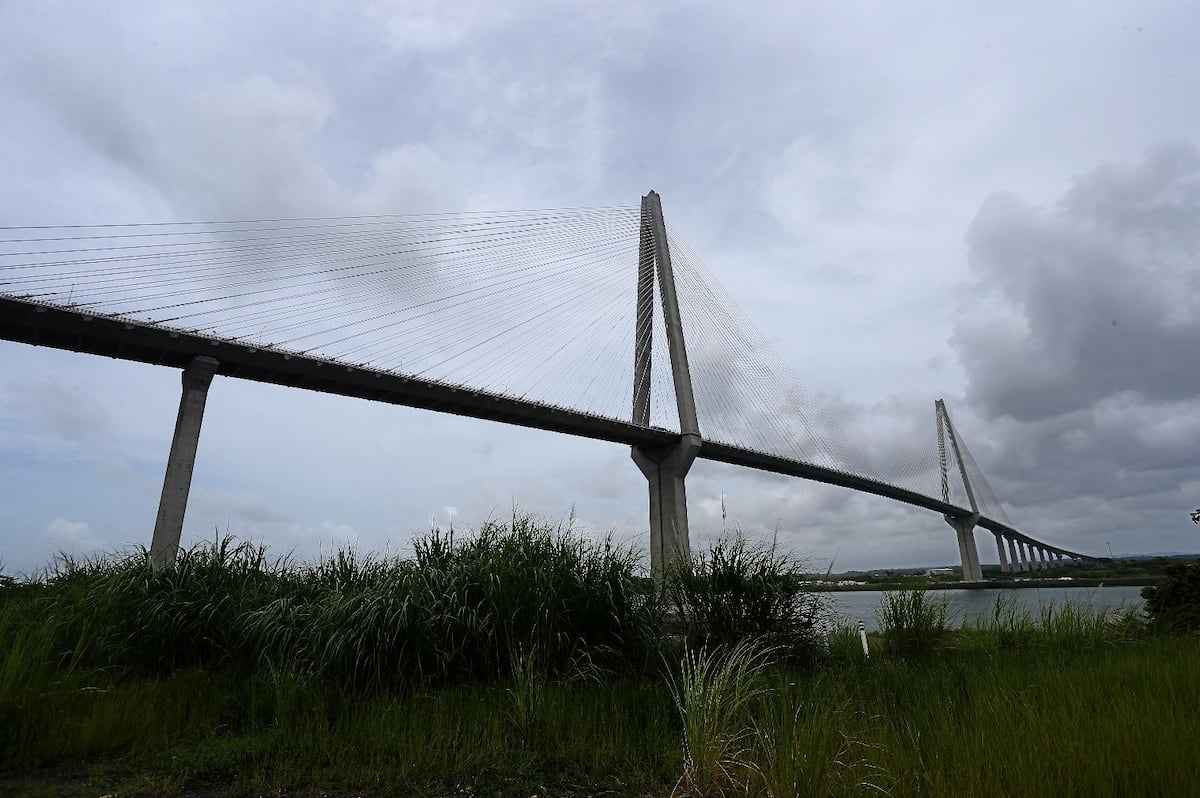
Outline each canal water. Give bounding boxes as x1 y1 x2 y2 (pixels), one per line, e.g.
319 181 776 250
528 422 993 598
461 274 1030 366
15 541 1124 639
825 585 1144 631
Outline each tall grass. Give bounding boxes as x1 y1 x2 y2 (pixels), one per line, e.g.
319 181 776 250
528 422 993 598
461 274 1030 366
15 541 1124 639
960 593 1142 653
6 515 663 693
244 516 662 689
876 589 949 658
6 523 1200 795
851 642 1200 797
747 678 886 798
41 535 279 674
666 641 776 797
665 534 826 663
7 637 1198 796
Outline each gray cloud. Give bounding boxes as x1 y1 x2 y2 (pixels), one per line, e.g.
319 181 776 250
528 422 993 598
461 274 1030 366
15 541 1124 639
22 377 115 444
957 142 1200 422
190 489 294 525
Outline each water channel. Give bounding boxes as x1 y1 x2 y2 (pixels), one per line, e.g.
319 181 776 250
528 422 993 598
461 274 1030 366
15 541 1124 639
824 585 1144 631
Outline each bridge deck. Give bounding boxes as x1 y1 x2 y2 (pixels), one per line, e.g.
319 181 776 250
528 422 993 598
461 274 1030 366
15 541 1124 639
0 295 1092 561
0 296 675 449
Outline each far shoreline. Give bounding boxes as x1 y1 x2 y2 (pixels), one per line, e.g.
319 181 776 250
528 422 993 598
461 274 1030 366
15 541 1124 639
812 577 1155 592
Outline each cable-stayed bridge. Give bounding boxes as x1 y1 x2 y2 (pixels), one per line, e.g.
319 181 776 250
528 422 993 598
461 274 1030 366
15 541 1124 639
0 192 1097 576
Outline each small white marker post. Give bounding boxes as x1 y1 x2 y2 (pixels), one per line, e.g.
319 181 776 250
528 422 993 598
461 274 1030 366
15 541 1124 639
858 619 870 659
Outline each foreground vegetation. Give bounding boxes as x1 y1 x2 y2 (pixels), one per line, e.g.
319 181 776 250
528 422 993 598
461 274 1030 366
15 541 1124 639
2 517 1197 797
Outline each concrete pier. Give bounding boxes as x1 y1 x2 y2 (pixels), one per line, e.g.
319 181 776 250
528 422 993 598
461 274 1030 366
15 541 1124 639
150 356 219 567
951 516 983 582
1007 537 1022 572
633 437 700 576
994 532 1010 573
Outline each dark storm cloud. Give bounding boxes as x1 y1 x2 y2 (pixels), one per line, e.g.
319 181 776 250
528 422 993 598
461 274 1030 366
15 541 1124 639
957 142 1200 422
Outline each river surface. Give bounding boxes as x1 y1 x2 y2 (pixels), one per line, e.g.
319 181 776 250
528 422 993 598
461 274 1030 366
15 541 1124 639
825 585 1144 631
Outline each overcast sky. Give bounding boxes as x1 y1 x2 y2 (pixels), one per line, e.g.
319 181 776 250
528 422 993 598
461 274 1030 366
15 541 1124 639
1 1 1197 574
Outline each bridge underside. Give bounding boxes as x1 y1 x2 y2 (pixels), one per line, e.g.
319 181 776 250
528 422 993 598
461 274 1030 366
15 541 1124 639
0 296 677 450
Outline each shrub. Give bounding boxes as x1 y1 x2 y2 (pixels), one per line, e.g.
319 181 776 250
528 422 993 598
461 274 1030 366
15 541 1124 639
1142 561 1200 633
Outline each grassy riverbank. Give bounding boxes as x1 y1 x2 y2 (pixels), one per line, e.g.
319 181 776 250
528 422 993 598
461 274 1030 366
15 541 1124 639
2 519 1197 797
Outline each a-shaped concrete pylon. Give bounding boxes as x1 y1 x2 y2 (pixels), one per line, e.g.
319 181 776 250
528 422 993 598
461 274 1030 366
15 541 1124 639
630 191 702 577
936 399 983 582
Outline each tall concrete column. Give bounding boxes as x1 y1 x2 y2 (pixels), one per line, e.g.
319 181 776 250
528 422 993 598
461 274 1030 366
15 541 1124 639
950 516 983 582
631 191 701 576
1007 536 1023 573
994 532 1010 573
150 356 219 567
1038 548 1049 570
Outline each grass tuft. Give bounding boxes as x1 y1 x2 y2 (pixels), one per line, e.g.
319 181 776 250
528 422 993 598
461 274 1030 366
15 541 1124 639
876 589 949 659
665 534 825 664
666 641 776 797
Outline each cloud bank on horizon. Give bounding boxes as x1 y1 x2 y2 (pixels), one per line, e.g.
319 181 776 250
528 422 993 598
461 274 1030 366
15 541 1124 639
1 1 1197 572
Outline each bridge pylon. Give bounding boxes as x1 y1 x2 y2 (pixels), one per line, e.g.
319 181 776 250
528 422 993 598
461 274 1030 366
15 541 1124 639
935 399 984 582
631 191 702 576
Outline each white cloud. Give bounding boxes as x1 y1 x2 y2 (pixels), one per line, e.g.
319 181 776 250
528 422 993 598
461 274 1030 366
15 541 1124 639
44 517 97 552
